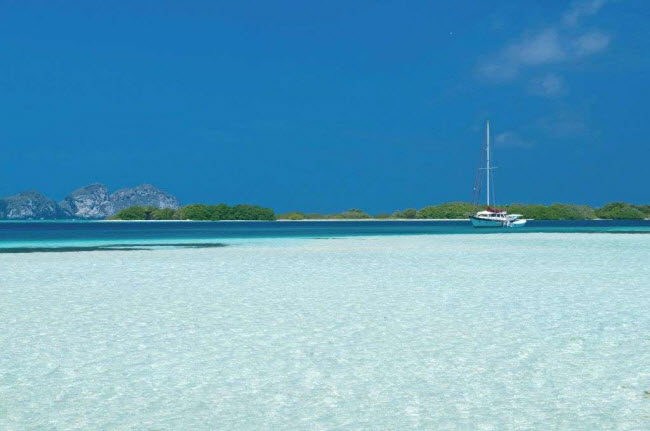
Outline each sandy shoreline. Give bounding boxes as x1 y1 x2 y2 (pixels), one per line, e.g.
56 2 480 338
3 233 648 429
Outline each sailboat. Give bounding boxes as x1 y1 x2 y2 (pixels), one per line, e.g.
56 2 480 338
470 121 527 228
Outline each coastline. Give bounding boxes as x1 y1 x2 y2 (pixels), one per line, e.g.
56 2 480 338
275 218 469 222
5 217 650 223
94 218 471 222
0 218 472 222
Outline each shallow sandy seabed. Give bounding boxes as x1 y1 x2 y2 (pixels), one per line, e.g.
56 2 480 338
1 233 649 430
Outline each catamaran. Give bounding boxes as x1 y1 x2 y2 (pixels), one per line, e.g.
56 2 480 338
470 121 526 228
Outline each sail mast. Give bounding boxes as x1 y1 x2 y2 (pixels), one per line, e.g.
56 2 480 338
486 120 490 207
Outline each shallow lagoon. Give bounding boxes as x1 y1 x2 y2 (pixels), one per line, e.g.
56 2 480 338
1 230 649 429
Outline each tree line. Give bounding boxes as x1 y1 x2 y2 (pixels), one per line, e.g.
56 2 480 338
111 204 275 221
277 202 650 220
111 201 649 221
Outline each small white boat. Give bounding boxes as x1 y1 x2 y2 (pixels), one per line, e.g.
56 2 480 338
470 121 527 228
470 209 526 227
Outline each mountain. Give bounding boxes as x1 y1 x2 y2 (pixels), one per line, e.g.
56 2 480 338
59 183 113 219
0 184 180 220
0 190 64 220
110 184 179 214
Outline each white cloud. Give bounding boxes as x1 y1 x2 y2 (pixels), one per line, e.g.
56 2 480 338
529 73 566 97
563 0 607 27
573 31 610 56
479 30 565 81
477 1 611 93
509 30 566 66
494 132 534 148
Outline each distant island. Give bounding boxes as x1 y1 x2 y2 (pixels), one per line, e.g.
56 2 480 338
1 185 647 221
110 201 649 221
0 183 178 220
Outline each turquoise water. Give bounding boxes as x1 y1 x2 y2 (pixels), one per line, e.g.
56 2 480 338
0 220 648 251
1 223 649 429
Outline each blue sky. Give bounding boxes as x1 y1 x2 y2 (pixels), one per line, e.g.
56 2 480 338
1 0 648 213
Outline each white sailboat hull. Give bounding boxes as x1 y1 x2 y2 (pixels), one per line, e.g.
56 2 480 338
470 215 528 228
470 216 506 227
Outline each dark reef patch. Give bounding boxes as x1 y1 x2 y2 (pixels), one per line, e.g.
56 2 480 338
0 242 227 253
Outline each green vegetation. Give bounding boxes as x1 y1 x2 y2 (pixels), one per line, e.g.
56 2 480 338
334 209 371 219
275 209 371 220
594 202 648 219
112 204 275 221
393 208 418 219
410 201 646 220
506 203 596 220
416 202 481 219
113 201 649 221
110 206 179 220
280 201 648 220
276 211 306 220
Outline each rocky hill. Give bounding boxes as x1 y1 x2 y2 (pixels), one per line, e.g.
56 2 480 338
0 184 180 220
110 184 179 214
58 184 114 219
0 191 64 220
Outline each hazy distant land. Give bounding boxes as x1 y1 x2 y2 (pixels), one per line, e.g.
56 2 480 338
0 183 178 220
1 183 647 221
